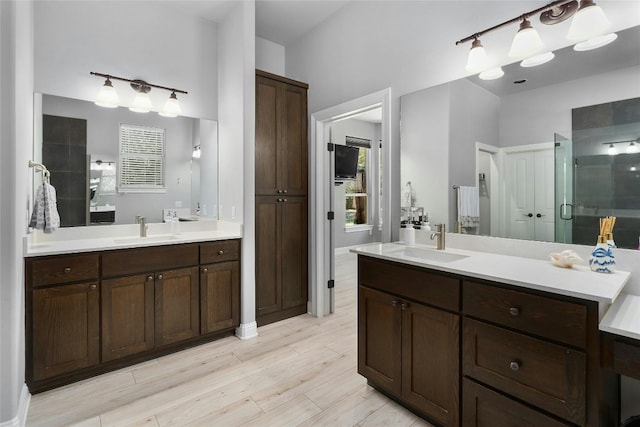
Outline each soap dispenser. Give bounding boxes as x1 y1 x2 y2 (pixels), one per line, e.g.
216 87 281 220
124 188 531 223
404 223 416 246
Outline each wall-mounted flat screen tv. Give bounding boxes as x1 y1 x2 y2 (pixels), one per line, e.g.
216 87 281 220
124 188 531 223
335 144 359 180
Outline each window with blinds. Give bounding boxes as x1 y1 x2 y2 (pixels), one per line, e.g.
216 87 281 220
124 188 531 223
118 124 166 193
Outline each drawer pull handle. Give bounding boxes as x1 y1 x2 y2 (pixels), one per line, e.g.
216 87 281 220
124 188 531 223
218 250 224 255
510 361 521 371
64 267 72 273
203 267 208 273
509 307 520 317
157 274 163 280
147 275 154 282
90 284 97 290
391 300 398 307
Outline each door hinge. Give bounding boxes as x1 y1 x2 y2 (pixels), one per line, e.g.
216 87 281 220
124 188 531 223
327 211 335 220
327 142 334 152
328 279 335 289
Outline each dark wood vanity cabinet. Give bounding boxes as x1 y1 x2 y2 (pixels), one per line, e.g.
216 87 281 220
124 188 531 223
357 255 619 427
200 240 240 335
27 254 100 382
255 69 309 326
358 256 460 427
26 239 241 393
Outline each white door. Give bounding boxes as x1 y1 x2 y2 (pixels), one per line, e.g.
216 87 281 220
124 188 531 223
505 148 554 242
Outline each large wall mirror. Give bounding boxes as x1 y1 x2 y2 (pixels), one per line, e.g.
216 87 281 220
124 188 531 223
33 93 218 227
401 25 640 249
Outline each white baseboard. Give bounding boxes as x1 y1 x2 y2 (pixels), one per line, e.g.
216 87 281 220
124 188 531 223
235 321 258 340
0 385 30 427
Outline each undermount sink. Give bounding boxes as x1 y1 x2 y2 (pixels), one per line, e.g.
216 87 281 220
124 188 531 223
113 235 180 244
394 246 469 263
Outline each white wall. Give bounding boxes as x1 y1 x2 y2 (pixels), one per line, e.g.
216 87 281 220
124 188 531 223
34 1 218 120
217 1 257 338
255 37 285 76
331 118 381 248
0 1 33 424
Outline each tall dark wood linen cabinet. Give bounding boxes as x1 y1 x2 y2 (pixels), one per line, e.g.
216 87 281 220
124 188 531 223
255 70 309 326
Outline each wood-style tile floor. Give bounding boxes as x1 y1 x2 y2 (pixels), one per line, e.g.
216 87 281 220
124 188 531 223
27 252 432 427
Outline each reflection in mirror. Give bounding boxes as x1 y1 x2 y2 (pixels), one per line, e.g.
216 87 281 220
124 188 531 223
34 93 218 227
401 25 640 248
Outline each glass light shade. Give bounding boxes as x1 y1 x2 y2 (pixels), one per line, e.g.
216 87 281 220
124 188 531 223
159 92 182 118
574 33 617 51
95 80 119 108
627 142 639 154
509 20 544 58
608 143 617 156
567 2 611 41
465 39 491 73
520 51 555 67
129 92 153 113
479 67 504 80
192 146 201 159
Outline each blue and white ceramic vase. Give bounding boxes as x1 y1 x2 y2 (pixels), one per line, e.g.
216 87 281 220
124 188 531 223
589 238 615 273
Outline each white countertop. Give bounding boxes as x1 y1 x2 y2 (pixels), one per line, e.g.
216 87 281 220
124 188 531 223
24 220 242 257
600 293 640 341
351 242 631 304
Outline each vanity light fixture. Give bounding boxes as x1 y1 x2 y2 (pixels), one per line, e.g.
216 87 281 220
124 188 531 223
90 72 187 117
192 145 201 159
608 143 617 156
603 140 639 156
94 77 120 108
627 141 639 154
509 18 545 59
456 0 616 77
479 67 505 81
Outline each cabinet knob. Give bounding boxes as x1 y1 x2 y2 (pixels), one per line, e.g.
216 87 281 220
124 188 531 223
277 190 283 194
90 284 97 291
277 198 283 203
157 274 163 280
283 198 287 202
283 190 287 194
64 267 71 273
391 300 398 307
536 213 544 218
147 275 154 282
218 250 224 255
203 267 208 273
401 302 409 310
509 361 521 371
509 307 520 317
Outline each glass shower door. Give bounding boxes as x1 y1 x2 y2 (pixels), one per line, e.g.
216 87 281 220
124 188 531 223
554 133 573 243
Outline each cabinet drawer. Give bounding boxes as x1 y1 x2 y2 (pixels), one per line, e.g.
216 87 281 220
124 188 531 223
463 378 571 427
31 254 99 287
200 240 240 264
358 256 460 311
463 280 587 348
102 244 198 277
463 319 586 425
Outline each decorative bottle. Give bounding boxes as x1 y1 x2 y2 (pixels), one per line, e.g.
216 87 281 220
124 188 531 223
589 235 615 274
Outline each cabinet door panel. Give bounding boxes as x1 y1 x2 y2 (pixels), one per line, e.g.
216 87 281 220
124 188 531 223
256 196 281 315
256 76 279 195
463 378 571 427
102 274 154 361
281 196 308 309
280 84 308 195
402 302 459 427
201 261 240 334
32 282 99 380
358 286 402 396
155 267 199 346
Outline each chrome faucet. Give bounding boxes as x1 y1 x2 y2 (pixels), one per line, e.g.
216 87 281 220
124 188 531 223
430 223 445 250
138 216 148 237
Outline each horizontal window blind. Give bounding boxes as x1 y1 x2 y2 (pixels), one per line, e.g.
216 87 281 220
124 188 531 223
119 124 165 191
